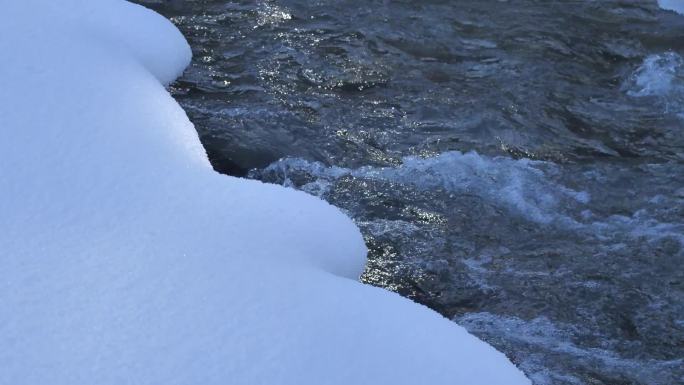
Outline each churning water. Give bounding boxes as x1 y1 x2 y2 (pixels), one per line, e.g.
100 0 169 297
136 1 684 384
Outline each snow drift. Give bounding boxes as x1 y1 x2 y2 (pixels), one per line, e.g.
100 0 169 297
659 0 684 15
0 1 529 384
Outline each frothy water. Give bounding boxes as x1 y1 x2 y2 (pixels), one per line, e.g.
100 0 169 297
253 152 684 385
624 52 684 117
135 1 684 384
626 52 683 97
256 152 591 225
458 312 683 385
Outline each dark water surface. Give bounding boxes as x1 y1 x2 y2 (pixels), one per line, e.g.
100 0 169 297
136 1 684 384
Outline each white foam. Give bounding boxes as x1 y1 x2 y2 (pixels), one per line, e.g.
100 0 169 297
262 153 684 250
626 52 683 98
262 152 590 224
624 52 684 117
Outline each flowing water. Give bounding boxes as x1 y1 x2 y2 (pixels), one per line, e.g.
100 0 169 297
135 1 684 383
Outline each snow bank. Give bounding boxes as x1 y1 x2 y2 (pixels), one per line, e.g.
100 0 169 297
658 0 684 15
0 1 529 384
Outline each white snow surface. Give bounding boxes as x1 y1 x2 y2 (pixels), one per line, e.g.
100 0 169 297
0 1 530 384
658 0 684 15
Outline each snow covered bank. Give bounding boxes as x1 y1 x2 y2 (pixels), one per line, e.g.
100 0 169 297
0 1 529 384
658 0 684 15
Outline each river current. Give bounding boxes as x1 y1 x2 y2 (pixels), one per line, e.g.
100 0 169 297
135 1 684 384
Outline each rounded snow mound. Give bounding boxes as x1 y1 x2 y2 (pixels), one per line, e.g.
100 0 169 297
0 1 530 385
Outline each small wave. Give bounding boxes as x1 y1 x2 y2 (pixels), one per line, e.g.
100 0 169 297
257 151 589 225
257 152 684 248
625 52 683 97
624 52 684 116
